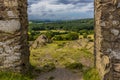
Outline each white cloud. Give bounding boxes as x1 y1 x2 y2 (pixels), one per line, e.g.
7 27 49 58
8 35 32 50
28 0 94 20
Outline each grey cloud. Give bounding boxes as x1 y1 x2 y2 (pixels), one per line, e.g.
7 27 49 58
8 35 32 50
28 0 93 5
57 0 93 4
28 0 94 20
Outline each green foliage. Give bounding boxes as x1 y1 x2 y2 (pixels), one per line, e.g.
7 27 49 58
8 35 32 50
0 71 32 80
80 48 93 60
65 62 83 70
83 33 88 38
53 35 63 41
53 32 79 41
79 30 94 35
42 63 56 72
29 19 94 32
57 42 66 47
28 30 41 41
87 37 94 42
66 32 79 40
45 31 54 39
83 68 101 80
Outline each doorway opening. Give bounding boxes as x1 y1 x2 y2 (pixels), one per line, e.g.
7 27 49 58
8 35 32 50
28 0 98 80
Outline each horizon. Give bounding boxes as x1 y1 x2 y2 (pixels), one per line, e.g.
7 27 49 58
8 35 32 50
28 0 94 20
29 18 94 22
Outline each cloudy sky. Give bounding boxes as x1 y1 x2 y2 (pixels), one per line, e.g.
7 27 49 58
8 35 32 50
28 0 94 20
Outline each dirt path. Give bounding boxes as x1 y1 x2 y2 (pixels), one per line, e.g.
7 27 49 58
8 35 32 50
35 68 83 80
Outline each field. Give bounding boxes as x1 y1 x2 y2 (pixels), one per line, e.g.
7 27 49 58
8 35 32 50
30 39 94 68
29 34 100 80
28 19 100 80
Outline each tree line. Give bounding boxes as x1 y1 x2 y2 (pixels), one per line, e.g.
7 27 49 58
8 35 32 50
29 18 94 32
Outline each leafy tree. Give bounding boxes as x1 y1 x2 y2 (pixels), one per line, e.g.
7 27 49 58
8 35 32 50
45 31 54 39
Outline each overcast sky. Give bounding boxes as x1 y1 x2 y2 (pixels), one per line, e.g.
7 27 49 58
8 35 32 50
28 0 94 20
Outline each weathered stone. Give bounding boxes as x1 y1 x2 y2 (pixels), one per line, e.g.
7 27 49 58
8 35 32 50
0 0 29 73
0 20 20 33
112 20 119 26
114 63 120 72
111 29 119 36
31 34 49 49
7 11 18 18
117 3 120 8
100 22 106 27
95 0 120 79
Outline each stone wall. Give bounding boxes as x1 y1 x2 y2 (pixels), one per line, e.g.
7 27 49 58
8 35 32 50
95 0 120 80
0 0 29 73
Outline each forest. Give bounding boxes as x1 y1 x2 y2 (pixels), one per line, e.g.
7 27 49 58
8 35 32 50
29 18 94 41
29 18 94 32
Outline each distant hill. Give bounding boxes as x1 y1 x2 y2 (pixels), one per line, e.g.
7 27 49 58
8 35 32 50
29 18 94 32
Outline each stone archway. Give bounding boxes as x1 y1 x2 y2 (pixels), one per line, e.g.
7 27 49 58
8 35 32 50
0 0 120 79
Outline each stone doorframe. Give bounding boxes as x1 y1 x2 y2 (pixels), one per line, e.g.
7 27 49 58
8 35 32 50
0 0 29 73
0 0 120 79
95 0 120 80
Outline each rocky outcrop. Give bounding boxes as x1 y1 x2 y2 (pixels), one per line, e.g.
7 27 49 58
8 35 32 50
31 35 49 49
95 0 120 79
0 0 29 73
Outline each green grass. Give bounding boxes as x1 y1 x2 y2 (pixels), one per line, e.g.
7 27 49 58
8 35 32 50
30 38 98 79
30 40 94 68
65 62 83 70
0 71 32 80
83 68 101 80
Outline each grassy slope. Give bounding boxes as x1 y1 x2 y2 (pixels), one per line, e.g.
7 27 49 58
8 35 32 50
30 39 94 68
0 72 32 80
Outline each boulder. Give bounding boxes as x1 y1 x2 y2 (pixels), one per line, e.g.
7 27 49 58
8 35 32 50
31 35 49 49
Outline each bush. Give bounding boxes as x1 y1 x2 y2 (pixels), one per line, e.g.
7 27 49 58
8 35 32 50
83 68 101 80
88 39 94 42
65 62 83 70
83 33 88 38
53 32 79 41
28 31 41 41
0 71 32 80
79 30 88 35
66 32 79 40
52 35 63 41
45 31 54 39
42 63 56 72
87 36 94 42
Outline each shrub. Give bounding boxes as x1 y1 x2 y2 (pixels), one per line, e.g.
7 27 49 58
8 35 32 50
28 31 41 41
52 35 63 41
83 68 101 80
42 63 56 72
0 71 32 80
65 62 83 70
87 36 92 39
88 39 94 42
45 31 54 39
83 33 88 38
65 32 79 40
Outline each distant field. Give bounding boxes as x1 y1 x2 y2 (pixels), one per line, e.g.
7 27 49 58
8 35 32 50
40 30 68 34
